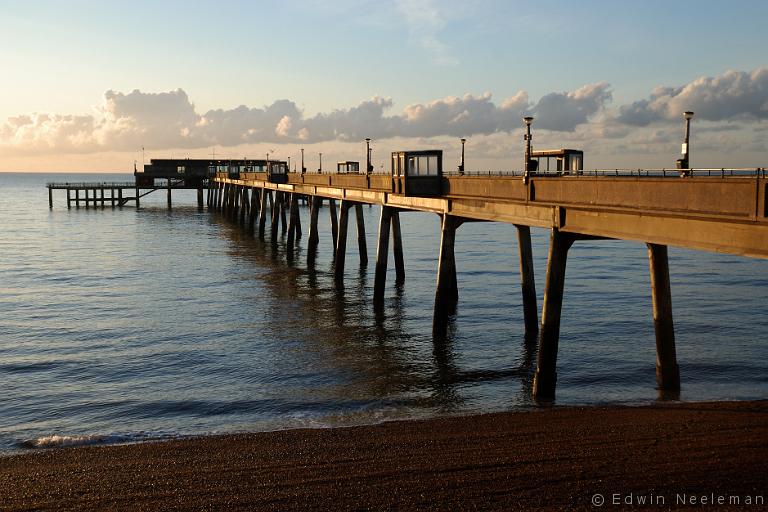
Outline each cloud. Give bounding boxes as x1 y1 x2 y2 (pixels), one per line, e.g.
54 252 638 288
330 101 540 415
617 68 768 126
532 82 612 131
394 0 457 66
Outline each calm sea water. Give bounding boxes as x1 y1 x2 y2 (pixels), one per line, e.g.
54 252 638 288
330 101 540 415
1 172 766 453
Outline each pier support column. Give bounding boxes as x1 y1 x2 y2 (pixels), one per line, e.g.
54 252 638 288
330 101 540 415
533 229 576 400
329 199 339 254
198 186 204 210
307 196 322 262
85 189 90 210
647 243 681 392
515 225 539 340
354 204 368 267
373 206 394 302
67 189 71 209
232 185 241 220
240 187 250 225
334 200 354 282
75 189 80 207
48 188 53 209
434 215 463 316
287 193 300 252
135 186 140 209
167 181 172 209
270 191 281 240
280 195 288 235
258 189 270 239
100 188 105 209
392 211 405 284
295 197 302 239
111 189 116 208
118 188 123 207
248 187 259 233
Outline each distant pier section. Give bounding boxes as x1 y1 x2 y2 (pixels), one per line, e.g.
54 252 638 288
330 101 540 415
47 158 224 209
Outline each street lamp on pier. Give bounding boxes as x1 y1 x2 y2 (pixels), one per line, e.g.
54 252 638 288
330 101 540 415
365 138 372 174
523 116 534 183
318 152 323 174
677 111 694 177
459 138 466 175
301 148 306 174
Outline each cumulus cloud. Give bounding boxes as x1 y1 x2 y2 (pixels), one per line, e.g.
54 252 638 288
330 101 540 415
617 68 768 125
532 82 612 131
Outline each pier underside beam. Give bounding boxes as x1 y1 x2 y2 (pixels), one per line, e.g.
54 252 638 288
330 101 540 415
647 243 681 392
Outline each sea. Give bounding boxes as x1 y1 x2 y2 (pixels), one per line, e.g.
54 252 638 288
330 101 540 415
1 172 766 454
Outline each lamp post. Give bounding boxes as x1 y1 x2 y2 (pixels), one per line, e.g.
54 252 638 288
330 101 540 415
318 152 322 174
459 138 466 175
523 116 534 183
287 156 291 172
301 148 306 174
678 111 694 176
365 138 372 174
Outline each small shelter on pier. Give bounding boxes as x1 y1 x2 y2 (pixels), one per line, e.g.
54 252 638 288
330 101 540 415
391 150 443 196
135 159 210 187
337 161 360 174
530 149 583 175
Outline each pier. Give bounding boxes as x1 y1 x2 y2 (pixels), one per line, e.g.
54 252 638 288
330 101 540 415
208 163 767 400
45 155 768 401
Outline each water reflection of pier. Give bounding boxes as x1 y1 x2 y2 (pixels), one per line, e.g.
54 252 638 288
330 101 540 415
213 215 537 411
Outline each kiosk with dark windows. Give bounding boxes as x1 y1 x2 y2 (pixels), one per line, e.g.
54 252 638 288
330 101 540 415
337 161 360 174
267 160 288 184
530 149 583 175
391 150 443 196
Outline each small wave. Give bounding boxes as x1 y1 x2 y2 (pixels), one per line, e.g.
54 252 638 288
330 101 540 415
20 434 133 449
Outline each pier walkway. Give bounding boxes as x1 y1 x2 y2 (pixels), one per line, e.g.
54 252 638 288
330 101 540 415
210 168 767 400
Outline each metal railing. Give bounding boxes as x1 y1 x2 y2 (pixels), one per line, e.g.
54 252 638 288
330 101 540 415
46 181 138 188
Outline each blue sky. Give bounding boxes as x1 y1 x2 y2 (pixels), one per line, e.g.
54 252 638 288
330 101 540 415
1 0 767 171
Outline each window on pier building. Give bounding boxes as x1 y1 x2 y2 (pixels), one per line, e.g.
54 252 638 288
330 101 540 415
177 165 186 174
407 155 438 176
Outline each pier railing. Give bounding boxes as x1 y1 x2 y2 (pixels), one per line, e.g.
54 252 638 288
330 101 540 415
46 181 137 188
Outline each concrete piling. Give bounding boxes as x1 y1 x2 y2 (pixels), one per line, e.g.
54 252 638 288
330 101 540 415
515 225 539 340
355 204 368 267
373 206 394 302
334 200 353 281
532 229 576 400
647 243 681 392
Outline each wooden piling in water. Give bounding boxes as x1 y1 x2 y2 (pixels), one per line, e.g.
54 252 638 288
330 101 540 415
118 188 123 207
66 189 71 209
516 225 539 340
434 215 462 316
198 186 204 210
287 193 300 252
308 196 321 252
167 180 172 209
392 211 405 284
355 204 368 267
135 186 140 208
334 200 353 281
329 199 338 254
240 187 249 225
248 187 259 233
258 189 270 239
280 195 288 235
373 206 394 302
270 191 280 240
533 229 576 400
48 188 53 209
647 243 681 392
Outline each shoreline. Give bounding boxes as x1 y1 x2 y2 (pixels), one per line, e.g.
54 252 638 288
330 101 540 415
0 400 766 510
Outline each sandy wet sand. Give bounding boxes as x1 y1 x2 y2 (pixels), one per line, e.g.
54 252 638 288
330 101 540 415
0 400 765 511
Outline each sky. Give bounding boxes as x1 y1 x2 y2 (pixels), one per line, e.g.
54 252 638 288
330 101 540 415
1 0 767 172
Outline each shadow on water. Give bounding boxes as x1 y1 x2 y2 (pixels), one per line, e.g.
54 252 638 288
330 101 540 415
209 210 538 412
